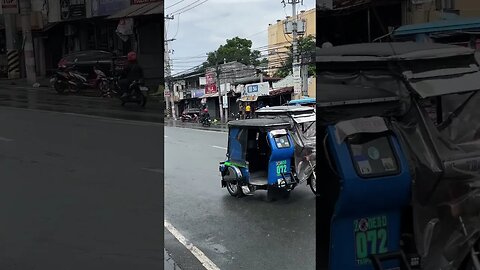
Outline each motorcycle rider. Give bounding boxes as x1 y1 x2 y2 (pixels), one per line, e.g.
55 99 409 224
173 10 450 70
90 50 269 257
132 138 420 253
200 106 210 124
120 51 144 98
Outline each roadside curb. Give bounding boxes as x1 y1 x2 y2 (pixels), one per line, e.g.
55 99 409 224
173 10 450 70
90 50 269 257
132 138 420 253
0 78 51 88
164 119 228 132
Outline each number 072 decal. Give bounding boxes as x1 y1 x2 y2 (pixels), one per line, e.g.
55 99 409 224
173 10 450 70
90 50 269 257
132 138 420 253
353 216 388 265
276 160 287 176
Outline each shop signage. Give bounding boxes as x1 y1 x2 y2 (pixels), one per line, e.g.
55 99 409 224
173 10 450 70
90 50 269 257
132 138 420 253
61 0 86 20
191 89 205 98
205 72 215 85
92 0 130 16
242 82 270 97
222 96 228 108
205 71 217 94
1 0 18 14
205 84 217 95
131 0 160 4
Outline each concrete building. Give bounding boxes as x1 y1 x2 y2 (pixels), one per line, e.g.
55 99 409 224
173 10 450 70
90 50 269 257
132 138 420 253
0 0 163 89
267 8 316 77
316 0 480 45
404 0 480 25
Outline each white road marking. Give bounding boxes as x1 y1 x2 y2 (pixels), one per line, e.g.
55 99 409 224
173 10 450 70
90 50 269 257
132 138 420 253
167 126 226 134
142 168 162 173
164 220 221 270
211 145 227 150
0 136 13 142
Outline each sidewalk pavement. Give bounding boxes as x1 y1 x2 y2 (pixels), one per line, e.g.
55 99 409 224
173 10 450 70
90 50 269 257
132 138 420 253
0 77 52 88
164 117 228 132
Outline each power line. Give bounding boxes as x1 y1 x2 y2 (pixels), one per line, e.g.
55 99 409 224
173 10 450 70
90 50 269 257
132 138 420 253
171 14 181 40
166 0 187 10
170 0 209 16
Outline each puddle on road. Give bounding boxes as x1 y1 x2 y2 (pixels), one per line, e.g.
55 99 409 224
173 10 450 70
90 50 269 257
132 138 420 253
210 243 228 254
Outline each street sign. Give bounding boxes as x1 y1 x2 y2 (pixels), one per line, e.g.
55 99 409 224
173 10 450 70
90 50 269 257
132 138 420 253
1 0 18 14
242 82 269 97
222 96 228 108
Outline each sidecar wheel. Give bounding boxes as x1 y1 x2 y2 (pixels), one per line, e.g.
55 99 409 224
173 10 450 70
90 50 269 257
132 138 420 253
226 182 243 197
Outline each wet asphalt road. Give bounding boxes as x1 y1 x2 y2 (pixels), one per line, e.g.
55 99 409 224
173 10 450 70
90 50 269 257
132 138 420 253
0 82 163 123
0 84 163 269
164 127 316 270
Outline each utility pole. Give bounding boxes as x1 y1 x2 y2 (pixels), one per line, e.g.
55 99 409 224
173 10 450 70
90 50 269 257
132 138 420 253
222 59 229 123
19 0 36 84
215 52 224 122
164 15 176 120
288 0 302 100
301 61 308 96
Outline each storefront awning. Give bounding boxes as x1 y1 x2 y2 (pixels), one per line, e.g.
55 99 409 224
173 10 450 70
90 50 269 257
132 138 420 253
108 3 163 19
393 17 480 38
240 96 258 102
269 87 293 96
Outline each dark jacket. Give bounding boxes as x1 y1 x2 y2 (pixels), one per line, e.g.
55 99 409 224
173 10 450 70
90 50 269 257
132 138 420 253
122 62 144 81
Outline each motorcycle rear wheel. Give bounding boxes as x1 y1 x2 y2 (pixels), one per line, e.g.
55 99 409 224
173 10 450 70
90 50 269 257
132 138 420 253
54 81 65 94
309 174 318 196
140 95 147 107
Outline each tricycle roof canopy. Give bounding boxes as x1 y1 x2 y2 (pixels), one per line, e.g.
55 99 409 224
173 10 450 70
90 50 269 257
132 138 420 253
256 106 314 115
316 42 472 62
228 119 291 129
316 42 480 99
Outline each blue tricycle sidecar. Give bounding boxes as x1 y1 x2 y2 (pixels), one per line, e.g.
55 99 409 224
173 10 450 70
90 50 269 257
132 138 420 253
219 118 298 200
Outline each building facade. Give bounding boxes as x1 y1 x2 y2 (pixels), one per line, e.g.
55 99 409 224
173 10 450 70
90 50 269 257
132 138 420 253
0 0 163 89
267 8 316 77
316 0 480 46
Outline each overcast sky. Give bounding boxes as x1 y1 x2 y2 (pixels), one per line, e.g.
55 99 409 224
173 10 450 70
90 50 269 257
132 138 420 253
165 0 316 75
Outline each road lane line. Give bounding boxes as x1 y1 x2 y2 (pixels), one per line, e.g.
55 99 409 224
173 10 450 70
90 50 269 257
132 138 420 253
211 145 227 150
164 220 220 270
167 126 226 134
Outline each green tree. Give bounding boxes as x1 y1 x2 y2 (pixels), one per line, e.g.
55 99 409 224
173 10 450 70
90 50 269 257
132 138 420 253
202 37 263 68
274 35 316 78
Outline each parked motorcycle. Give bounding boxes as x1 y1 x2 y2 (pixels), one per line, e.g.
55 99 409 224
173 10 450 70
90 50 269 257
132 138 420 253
120 80 148 107
50 66 72 94
181 112 198 122
50 64 106 96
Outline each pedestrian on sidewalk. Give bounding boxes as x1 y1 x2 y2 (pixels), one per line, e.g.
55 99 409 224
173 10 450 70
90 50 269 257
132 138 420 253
245 103 251 119
238 102 244 120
